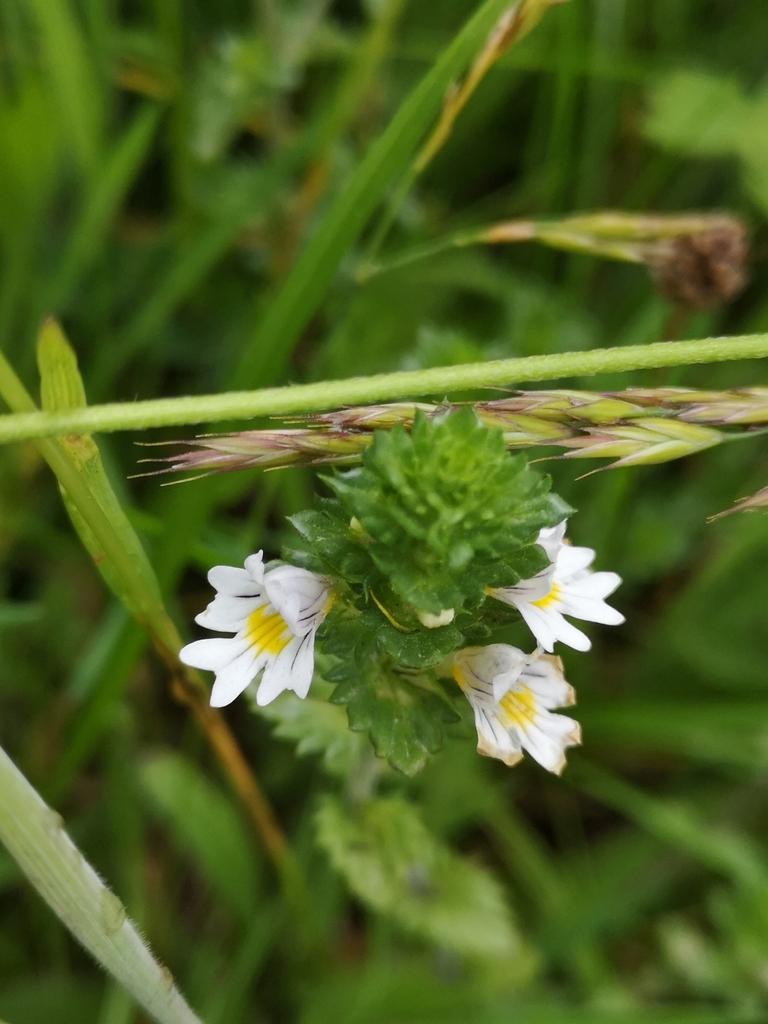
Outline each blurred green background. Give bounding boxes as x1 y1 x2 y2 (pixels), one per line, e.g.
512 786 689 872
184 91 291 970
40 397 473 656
1 1 768 1021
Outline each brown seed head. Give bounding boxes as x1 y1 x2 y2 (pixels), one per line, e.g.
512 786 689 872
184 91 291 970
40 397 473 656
648 220 748 308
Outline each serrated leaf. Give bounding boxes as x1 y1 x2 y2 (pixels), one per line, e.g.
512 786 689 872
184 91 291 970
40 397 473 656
328 649 459 777
140 751 259 922
316 795 524 961
373 612 464 668
331 600 464 669
287 503 371 581
256 682 367 777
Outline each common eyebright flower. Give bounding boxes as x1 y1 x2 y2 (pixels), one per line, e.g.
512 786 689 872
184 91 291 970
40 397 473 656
180 552 332 708
452 644 581 773
488 521 623 652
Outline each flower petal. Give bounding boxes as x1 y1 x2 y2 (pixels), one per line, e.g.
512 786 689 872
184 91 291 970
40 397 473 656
556 543 595 576
195 594 264 632
515 603 556 652
179 636 249 672
568 569 622 600
558 572 624 625
454 644 525 702
522 603 592 651
495 566 554 604
265 565 329 634
537 521 567 560
518 713 581 774
207 565 260 597
254 631 316 705
519 654 575 708
474 705 524 767
210 647 264 707
454 644 580 773
244 551 266 583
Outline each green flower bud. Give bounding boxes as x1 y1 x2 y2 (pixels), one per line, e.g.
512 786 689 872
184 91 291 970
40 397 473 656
327 410 570 614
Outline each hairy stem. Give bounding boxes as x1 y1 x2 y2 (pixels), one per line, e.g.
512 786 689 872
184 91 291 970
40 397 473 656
0 744 201 1024
0 335 766 442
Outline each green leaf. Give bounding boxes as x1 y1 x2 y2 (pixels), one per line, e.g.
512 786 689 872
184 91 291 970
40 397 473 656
372 610 464 669
140 751 259 923
325 621 459 776
256 681 367 778
287 503 371 582
328 410 566 613
315 795 524 961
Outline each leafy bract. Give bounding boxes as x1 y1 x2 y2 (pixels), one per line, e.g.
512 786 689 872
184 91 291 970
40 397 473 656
287 501 372 582
256 681 367 778
321 606 461 776
329 663 458 777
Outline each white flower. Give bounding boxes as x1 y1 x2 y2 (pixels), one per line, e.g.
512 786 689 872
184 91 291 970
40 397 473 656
488 521 624 652
451 644 580 773
179 552 332 708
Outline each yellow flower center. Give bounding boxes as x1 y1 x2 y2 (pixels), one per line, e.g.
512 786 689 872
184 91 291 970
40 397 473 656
245 605 290 656
499 686 537 727
452 662 538 728
532 581 561 609
452 662 468 692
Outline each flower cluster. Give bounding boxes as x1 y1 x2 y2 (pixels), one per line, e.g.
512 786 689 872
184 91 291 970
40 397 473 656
179 414 624 776
453 521 622 773
181 520 622 775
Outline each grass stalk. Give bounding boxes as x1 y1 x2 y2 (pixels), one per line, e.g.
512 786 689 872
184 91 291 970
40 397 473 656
0 744 201 1024
0 334 766 442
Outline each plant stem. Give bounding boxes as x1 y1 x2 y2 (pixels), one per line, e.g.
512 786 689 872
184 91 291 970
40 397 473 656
0 744 201 1024
0 334 767 442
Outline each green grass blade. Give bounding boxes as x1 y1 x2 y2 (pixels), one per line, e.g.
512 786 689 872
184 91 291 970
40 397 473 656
572 762 768 891
35 319 174 643
25 0 102 175
44 105 162 312
234 0 514 388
